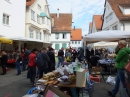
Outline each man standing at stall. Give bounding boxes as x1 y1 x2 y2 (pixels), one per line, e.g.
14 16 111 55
57 47 64 68
28 48 38 86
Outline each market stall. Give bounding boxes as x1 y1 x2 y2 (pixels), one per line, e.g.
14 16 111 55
84 30 130 97
23 61 94 97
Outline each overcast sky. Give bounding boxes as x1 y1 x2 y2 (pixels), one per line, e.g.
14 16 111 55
48 0 105 35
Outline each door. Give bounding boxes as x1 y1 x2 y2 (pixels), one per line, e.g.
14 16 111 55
55 44 59 50
62 43 66 49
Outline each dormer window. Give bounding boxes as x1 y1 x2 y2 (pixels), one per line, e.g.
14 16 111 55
118 5 130 15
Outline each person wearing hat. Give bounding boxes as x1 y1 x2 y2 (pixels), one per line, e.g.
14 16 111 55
108 40 130 97
28 48 38 86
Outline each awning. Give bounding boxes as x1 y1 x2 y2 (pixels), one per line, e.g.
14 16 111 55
6 36 44 43
40 12 50 19
0 37 13 44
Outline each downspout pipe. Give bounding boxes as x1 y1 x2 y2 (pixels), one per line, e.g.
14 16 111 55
120 21 125 31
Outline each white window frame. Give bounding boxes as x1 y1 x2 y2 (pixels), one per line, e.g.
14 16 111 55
37 14 40 24
109 13 113 20
106 16 109 23
36 32 39 39
47 18 49 25
42 17 45 24
5 0 11 3
29 29 33 38
78 41 80 44
37 4 41 11
31 10 35 21
72 41 74 44
3 14 10 25
55 33 59 39
112 25 118 30
40 32 41 40
75 41 77 44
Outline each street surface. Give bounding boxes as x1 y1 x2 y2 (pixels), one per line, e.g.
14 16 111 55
0 66 120 97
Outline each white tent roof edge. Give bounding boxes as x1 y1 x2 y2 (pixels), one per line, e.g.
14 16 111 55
83 30 130 43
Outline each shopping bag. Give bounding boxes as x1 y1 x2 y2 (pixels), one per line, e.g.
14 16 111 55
106 76 115 85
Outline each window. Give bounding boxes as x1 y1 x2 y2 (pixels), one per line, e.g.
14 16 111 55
29 29 33 38
72 41 74 44
37 14 40 24
112 25 117 30
55 33 59 39
42 17 45 24
5 0 10 2
75 41 77 44
106 16 109 23
37 4 41 10
44 33 46 41
78 41 80 44
109 13 113 20
31 10 35 21
106 13 113 23
63 33 67 39
36 32 39 39
36 32 41 39
3 14 9 25
40 32 41 40
47 18 49 25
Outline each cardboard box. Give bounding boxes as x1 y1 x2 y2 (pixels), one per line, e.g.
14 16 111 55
92 66 102 72
76 68 85 87
90 75 100 83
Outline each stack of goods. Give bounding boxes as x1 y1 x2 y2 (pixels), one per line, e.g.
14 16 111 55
58 75 76 84
38 71 60 85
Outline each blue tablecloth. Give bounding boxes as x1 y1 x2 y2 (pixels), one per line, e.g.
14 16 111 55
98 59 115 65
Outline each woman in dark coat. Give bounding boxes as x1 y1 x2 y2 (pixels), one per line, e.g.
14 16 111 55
0 51 8 75
47 48 55 72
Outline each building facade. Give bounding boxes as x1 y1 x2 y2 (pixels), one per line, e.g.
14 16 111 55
88 15 103 34
50 13 72 50
102 0 130 31
70 28 82 49
0 0 26 37
26 0 51 47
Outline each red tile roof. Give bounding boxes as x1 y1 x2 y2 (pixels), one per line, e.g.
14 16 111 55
71 29 82 40
50 13 72 32
107 0 130 21
26 0 35 7
93 15 103 30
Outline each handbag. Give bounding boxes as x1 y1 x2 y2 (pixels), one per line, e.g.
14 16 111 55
125 61 130 72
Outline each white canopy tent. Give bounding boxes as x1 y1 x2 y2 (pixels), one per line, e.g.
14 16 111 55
83 30 130 43
83 30 130 55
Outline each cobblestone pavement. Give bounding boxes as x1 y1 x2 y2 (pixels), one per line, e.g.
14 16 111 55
0 68 27 87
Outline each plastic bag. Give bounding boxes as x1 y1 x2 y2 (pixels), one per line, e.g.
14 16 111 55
106 76 115 85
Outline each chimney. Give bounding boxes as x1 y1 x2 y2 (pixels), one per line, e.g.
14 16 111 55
57 8 59 18
74 26 75 30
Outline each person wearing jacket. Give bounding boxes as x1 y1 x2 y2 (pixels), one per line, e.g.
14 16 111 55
15 51 22 75
47 48 55 72
0 50 8 75
108 40 130 97
28 48 38 86
38 47 50 79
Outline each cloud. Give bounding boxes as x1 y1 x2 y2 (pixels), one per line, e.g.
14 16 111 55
48 0 105 35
